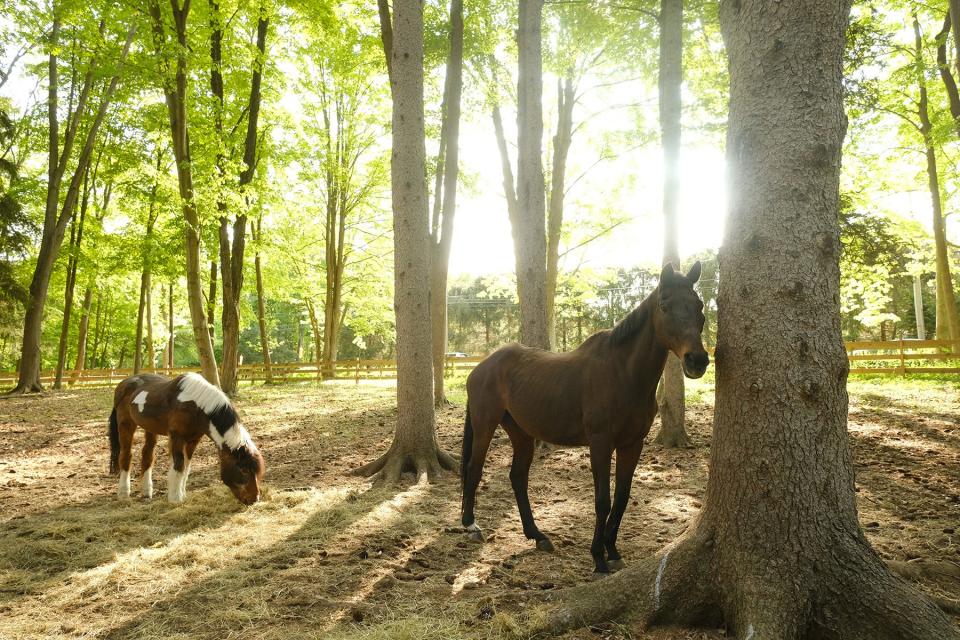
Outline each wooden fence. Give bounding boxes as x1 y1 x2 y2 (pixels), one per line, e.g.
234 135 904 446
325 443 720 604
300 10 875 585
1 341 957 389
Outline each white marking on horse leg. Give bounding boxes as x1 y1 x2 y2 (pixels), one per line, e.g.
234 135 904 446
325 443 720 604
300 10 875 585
132 390 149 412
745 624 755 640
466 522 481 532
180 462 191 499
167 468 183 503
118 471 130 498
653 550 670 609
142 467 153 499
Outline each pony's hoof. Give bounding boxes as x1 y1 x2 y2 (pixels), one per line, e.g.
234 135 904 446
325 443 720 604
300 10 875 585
592 570 611 579
607 558 626 571
535 537 555 553
467 530 484 542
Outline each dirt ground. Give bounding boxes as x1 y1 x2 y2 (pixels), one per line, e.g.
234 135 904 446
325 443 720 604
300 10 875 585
0 375 957 639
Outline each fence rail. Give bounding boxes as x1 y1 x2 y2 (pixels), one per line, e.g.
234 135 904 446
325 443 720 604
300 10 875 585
1 340 957 389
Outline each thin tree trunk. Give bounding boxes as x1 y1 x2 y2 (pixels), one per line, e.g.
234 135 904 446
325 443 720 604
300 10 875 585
430 0 465 407
53 189 84 389
545 74 575 351
916 15 960 351
528 3 960 637
207 259 217 342
655 0 689 448
145 280 153 368
354 0 455 484
253 216 272 382
12 22 135 393
937 13 960 135
70 285 93 383
514 0 550 351
149 0 219 385
134 269 148 374
90 290 103 369
167 282 174 368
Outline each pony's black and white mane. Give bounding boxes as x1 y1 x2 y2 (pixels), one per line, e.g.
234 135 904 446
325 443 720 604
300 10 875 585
177 373 257 452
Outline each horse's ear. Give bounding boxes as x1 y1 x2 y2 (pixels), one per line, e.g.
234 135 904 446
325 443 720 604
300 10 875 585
685 261 702 284
660 262 676 284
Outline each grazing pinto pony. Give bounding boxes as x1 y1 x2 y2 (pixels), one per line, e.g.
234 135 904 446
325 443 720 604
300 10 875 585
109 372 265 505
461 262 709 574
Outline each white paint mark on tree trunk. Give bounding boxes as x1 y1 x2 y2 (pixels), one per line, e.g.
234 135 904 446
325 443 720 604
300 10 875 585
654 550 670 609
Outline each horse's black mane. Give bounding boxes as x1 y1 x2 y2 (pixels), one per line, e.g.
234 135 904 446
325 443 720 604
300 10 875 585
208 403 239 437
609 291 655 345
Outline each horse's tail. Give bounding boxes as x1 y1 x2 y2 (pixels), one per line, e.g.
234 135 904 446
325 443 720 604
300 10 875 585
108 407 120 475
460 401 472 516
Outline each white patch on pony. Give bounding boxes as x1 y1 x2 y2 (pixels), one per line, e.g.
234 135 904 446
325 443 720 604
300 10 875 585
167 468 184 504
132 390 149 412
142 467 153 499
176 372 230 414
466 522 481 533
653 550 670 609
118 471 130 498
745 624 755 640
180 461 191 498
209 421 256 452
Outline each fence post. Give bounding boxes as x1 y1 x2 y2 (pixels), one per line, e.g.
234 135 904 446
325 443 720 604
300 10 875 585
899 336 905 375
355 358 360 384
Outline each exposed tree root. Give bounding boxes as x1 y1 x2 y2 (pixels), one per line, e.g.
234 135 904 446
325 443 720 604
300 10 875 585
652 425 691 448
4 382 44 396
886 559 960 615
521 529 960 640
524 532 718 637
351 440 458 485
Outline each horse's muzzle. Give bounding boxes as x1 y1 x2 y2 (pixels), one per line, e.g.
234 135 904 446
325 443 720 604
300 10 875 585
682 351 710 378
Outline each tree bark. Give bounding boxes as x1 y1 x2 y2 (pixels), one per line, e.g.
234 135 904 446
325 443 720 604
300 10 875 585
915 16 960 350
167 282 174 368
545 74 574 352
69 285 93 383
514 0 550 351
654 0 689 448
11 21 134 394
134 269 148 374
937 13 960 136
53 167 91 389
149 0 220 385
430 0 465 407
253 215 272 382
354 0 455 484
525 3 960 638
145 280 153 368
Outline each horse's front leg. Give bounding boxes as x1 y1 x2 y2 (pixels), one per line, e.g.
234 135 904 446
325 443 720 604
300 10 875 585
588 435 614 575
181 437 202 500
167 434 187 504
604 441 643 571
141 431 158 499
117 420 136 499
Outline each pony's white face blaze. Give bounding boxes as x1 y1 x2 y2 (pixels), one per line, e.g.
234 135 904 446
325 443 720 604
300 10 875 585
132 390 149 412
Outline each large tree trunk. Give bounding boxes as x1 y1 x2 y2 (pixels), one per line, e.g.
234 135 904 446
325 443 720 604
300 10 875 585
430 0 465 407
514 0 550 351
150 0 220 385
526 3 960 638
12 22 134 394
937 13 960 135
354 0 455 484
654 0 689 448
916 16 960 350
545 75 574 352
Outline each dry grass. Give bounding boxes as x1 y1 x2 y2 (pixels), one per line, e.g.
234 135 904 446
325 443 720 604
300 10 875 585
0 376 957 639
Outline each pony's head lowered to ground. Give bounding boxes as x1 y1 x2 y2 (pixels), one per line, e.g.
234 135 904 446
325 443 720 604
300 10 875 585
177 373 266 505
652 261 710 378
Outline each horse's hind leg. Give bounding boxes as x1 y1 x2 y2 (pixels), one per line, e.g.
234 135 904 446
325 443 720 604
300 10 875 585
141 431 157 499
502 419 553 552
461 404 497 541
116 419 136 499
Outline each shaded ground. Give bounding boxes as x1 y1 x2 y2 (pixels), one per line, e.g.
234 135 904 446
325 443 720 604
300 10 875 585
0 375 957 639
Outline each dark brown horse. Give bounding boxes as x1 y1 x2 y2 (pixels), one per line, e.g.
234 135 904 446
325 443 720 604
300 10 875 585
460 262 709 574
109 372 265 505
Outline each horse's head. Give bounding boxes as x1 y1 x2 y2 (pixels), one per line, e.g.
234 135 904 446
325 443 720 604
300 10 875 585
217 438 265 505
653 261 710 379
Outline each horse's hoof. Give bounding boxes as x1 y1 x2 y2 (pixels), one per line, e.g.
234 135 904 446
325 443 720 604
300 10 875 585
535 537 555 553
607 558 626 571
467 530 484 542
592 570 611 579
